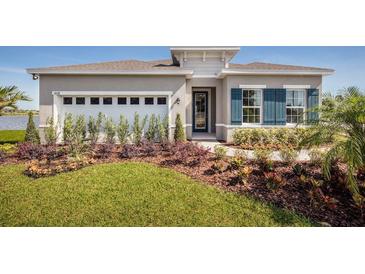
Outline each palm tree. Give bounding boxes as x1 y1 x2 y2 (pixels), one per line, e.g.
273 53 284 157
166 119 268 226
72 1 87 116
0 86 32 115
301 87 365 205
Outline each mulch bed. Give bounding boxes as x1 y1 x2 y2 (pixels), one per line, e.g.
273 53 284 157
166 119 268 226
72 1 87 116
1 143 364 226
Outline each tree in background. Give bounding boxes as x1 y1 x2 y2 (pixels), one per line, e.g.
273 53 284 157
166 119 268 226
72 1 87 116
0 86 31 115
174 113 185 142
24 111 40 144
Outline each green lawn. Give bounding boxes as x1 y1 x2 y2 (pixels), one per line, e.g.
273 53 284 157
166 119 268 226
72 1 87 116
0 130 25 144
0 162 313 226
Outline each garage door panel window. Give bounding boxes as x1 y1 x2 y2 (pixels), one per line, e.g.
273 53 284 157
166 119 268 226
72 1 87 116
76 97 85 105
130 97 140 105
242 89 261 124
145 97 154 105
286 89 305 124
103 97 113 105
118 97 127 105
90 97 100 105
63 97 73 105
157 97 167 105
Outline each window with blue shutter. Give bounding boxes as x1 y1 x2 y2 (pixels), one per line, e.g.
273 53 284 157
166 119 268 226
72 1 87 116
263 89 286 125
307 89 319 122
231 88 242 125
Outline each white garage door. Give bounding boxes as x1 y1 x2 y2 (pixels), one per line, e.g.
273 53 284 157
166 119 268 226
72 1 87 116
59 95 169 128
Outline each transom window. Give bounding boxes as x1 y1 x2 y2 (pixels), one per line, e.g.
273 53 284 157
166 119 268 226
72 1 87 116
90 97 100 105
130 97 139 105
157 97 167 105
118 97 127 105
242 89 261 123
286 89 305 124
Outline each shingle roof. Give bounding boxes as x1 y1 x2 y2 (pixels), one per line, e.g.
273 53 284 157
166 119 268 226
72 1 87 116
28 59 180 72
229 62 334 72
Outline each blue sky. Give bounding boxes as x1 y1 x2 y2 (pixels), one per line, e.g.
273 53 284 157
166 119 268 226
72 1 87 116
1 46 365 110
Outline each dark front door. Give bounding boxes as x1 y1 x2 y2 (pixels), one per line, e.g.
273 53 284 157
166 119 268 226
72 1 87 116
193 91 208 132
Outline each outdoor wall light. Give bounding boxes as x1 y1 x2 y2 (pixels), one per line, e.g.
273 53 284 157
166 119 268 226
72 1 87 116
176 98 181 105
32 74 39 80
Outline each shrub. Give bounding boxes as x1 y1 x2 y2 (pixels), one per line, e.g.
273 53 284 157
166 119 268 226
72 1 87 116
119 144 140 159
264 172 285 191
74 115 87 141
211 161 225 174
132 112 147 145
308 148 325 166
117 114 129 144
63 113 73 143
292 163 305 176
174 113 185 142
254 148 273 171
24 112 40 144
229 150 247 170
146 114 157 142
237 166 253 185
139 141 161 157
279 147 298 163
214 145 227 160
88 112 104 144
0 143 16 154
171 142 209 166
104 117 116 144
0 150 5 162
44 117 57 144
16 142 46 160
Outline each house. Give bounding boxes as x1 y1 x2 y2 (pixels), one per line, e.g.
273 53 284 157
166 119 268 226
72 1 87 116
27 47 334 143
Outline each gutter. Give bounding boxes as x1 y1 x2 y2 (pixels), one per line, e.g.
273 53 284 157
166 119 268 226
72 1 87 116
217 69 335 78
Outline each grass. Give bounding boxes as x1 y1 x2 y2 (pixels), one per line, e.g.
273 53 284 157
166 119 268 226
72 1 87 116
0 130 25 144
0 162 313 226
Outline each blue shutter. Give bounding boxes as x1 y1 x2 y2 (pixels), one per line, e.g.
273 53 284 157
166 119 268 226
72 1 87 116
263 89 276 125
275 89 286 125
231 88 242 125
307 89 319 122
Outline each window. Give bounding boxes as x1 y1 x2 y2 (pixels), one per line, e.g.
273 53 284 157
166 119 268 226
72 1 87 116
63 97 72 105
242 89 261 123
130 97 139 105
144 97 154 105
286 89 305 123
157 97 167 105
118 97 127 105
90 97 100 105
76 97 85 105
103 97 112 105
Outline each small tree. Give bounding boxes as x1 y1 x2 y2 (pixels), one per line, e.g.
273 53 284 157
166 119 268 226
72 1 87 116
132 112 147 145
117 114 129 144
63 113 73 143
88 112 104 144
104 117 116 144
146 114 157 142
74 115 86 141
44 117 58 144
24 111 40 144
174 113 185 142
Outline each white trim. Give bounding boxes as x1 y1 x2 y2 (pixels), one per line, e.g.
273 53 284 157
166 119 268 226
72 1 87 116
52 91 174 96
170 124 192 128
239 84 267 89
215 123 307 129
284 85 311 89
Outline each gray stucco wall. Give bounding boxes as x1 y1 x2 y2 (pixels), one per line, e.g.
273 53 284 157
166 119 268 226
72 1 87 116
38 75 186 140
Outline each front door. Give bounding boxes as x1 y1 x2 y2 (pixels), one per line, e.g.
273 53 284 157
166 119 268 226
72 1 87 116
193 91 208 132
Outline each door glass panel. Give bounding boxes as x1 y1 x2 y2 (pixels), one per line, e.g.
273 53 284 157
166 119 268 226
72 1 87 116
195 93 206 130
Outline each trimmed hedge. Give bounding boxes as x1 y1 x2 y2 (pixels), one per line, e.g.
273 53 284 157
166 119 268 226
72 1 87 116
232 128 308 149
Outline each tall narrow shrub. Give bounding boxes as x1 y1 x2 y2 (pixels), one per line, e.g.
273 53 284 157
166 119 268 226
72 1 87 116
117 114 129 144
74 115 87 142
88 112 104 144
44 117 57 144
132 112 147 145
174 113 185 142
157 115 169 143
24 111 40 144
104 117 116 144
146 114 157 142
63 113 73 143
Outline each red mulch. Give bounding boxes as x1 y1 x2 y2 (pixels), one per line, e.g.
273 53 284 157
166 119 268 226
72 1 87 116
1 144 364 227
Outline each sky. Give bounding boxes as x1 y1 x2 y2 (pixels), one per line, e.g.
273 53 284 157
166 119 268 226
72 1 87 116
1 46 365 110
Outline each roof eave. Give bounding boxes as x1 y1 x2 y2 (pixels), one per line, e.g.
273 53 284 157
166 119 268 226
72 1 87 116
26 69 194 77
217 69 335 78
